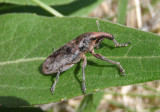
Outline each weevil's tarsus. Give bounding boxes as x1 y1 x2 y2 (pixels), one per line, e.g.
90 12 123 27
96 20 101 32
90 50 126 76
51 71 60 94
82 55 87 93
113 39 131 47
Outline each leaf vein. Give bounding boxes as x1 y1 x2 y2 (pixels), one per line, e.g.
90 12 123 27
0 56 160 66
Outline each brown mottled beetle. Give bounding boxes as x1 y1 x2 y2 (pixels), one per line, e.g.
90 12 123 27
42 20 131 94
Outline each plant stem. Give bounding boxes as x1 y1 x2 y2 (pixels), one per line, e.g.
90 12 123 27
31 0 63 17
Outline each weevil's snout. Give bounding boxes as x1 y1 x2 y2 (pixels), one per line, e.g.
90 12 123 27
96 32 114 40
89 32 114 45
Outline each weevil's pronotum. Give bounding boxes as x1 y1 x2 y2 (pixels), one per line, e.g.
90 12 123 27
42 20 131 94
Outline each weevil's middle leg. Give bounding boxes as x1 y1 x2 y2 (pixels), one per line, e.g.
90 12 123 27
82 55 87 94
51 71 60 94
90 50 126 76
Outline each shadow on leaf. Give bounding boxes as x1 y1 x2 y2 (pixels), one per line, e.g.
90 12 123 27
0 0 97 16
0 96 30 107
87 60 122 76
74 61 82 93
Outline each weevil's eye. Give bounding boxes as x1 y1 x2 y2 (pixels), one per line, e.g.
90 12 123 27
91 37 96 40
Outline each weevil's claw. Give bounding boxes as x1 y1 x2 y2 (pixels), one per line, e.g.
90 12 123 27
121 69 125 76
51 87 55 94
82 86 86 94
122 72 126 76
83 90 86 94
118 65 126 76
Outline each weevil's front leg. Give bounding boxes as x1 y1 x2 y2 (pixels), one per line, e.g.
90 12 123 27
82 55 87 93
113 39 131 47
90 50 126 76
96 20 131 47
51 71 60 94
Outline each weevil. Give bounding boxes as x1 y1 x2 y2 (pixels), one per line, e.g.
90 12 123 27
42 20 131 94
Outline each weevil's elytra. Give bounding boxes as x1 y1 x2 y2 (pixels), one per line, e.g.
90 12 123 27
42 20 131 94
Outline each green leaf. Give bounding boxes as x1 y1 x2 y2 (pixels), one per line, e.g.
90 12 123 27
117 0 128 24
0 0 104 16
0 14 160 105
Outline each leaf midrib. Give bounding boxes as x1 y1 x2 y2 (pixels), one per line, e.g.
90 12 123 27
0 56 160 66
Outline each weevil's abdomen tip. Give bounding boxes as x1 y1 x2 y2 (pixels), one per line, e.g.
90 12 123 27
42 62 57 75
42 63 51 75
42 64 47 74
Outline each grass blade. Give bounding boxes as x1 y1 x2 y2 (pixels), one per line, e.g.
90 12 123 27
117 0 128 24
30 0 63 17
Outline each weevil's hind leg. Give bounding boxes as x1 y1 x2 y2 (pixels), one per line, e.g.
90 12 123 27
82 55 87 93
96 20 102 32
90 50 126 76
51 71 60 94
113 39 131 47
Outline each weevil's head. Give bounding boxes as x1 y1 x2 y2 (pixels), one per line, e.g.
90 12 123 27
76 32 114 52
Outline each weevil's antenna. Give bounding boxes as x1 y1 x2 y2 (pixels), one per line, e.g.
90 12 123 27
96 20 101 32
